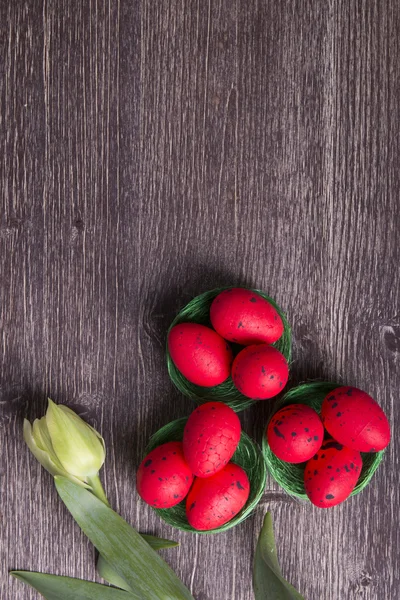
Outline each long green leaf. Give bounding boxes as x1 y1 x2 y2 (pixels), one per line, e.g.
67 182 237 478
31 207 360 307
97 535 179 591
55 477 194 600
97 556 133 592
10 572 138 600
140 533 179 550
253 513 306 600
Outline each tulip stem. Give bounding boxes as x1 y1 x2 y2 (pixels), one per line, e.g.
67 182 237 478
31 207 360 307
86 474 110 507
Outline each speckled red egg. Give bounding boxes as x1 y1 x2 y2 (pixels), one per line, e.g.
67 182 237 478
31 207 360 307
183 402 241 478
304 440 362 508
168 323 233 387
267 404 324 463
321 386 391 452
186 463 250 530
232 344 289 399
210 288 284 345
136 441 194 508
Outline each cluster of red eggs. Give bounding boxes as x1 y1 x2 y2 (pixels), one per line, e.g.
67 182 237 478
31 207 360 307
168 288 289 399
137 402 250 530
266 386 391 508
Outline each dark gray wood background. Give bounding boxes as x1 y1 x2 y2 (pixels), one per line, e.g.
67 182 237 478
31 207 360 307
1 1 399 599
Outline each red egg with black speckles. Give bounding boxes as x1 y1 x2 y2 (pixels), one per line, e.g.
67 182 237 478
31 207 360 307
321 386 391 452
136 442 194 508
266 404 324 463
186 463 250 530
232 344 289 399
183 402 241 478
210 288 284 345
304 440 362 508
168 323 233 387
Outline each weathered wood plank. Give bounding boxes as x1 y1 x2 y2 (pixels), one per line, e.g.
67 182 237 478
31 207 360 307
1 1 399 599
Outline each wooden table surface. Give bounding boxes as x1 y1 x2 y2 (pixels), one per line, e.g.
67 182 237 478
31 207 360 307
1 1 399 599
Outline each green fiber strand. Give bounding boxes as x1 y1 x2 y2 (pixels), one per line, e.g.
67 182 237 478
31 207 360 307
146 418 267 534
262 382 385 500
166 287 292 412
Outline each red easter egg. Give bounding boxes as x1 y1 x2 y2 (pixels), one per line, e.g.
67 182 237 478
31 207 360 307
168 323 233 387
232 344 289 399
267 404 324 463
186 463 250 530
136 441 194 508
183 402 241 478
210 288 284 345
321 386 390 452
304 440 362 508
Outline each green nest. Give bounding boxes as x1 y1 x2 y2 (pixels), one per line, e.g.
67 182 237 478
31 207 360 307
262 382 385 500
145 418 267 534
166 287 292 412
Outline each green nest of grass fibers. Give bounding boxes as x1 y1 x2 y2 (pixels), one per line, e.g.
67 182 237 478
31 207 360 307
166 287 292 412
145 417 267 534
262 382 385 500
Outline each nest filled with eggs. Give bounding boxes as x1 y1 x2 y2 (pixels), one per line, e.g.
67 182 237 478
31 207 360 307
166 287 292 412
262 382 387 506
140 413 267 534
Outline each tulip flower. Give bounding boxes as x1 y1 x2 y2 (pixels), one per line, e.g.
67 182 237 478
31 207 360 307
18 400 188 600
24 399 108 505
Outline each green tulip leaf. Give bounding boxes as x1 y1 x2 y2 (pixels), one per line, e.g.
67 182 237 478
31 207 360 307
96 556 133 592
10 571 138 600
253 513 306 600
140 533 179 550
55 477 194 600
97 534 179 590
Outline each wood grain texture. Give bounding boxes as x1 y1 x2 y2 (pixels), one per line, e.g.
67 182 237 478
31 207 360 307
1 1 399 599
